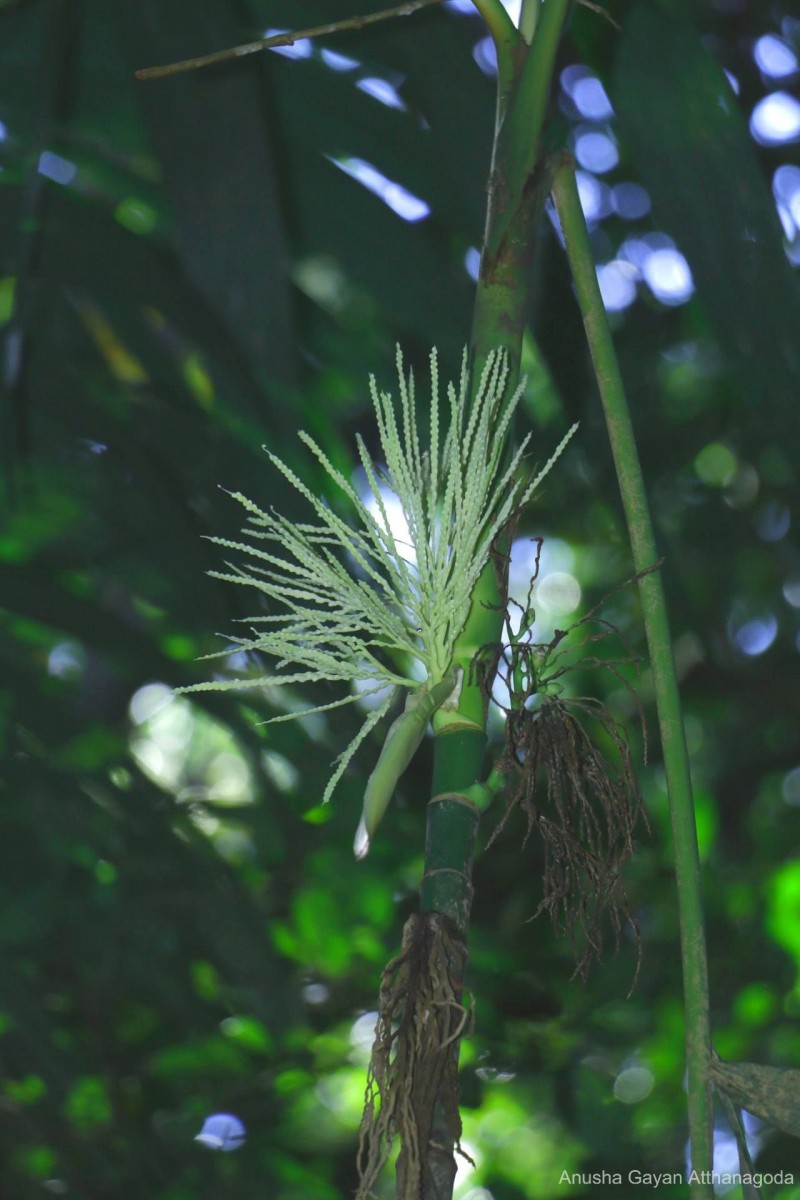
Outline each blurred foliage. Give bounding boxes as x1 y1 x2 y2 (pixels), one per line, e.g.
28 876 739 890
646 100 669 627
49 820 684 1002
1 0 800 1197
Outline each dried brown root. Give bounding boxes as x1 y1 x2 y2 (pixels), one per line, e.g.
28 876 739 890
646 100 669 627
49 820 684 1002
356 912 474 1200
474 527 651 983
493 695 644 982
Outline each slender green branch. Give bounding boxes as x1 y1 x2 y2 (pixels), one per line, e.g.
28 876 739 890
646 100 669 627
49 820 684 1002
470 0 517 42
470 0 572 372
135 0 446 80
470 0 521 101
551 159 713 1200
489 0 571 252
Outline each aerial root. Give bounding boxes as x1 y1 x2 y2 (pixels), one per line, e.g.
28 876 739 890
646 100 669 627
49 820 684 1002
356 911 473 1200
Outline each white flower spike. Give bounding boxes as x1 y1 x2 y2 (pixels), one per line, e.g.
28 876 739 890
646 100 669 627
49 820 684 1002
177 347 577 847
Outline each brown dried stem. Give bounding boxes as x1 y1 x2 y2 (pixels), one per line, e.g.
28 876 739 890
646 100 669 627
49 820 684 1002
135 0 446 81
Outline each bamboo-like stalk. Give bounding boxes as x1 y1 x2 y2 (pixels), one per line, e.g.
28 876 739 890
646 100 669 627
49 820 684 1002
551 160 713 1200
415 6 573 1197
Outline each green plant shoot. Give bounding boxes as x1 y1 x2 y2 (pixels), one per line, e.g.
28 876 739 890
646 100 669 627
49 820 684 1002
354 664 461 859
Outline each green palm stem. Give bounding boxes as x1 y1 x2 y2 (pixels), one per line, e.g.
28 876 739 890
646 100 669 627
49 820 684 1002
551 159 713 1199
470 0 572 372
412 5 573 1197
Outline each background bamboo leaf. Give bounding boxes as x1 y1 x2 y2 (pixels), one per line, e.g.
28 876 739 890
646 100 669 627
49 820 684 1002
612 3 800 429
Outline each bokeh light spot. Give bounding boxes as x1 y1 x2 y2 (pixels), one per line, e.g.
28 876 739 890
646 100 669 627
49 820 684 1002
572 75 615 120
642 247 694 305
356 77 406 111
751 92 800 146
613 1066 654 1104
330 156 430 222
612 182 651 220
753 34 798 80
597 260 637 312
731 615 778 657
574 128 619 174
265 30 311 59
694 442 737 487
536 571 581 615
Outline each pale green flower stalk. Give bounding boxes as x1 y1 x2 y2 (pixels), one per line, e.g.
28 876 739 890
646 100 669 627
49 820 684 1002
177 347 576 847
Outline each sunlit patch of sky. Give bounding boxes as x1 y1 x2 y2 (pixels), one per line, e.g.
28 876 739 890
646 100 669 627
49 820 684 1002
328 155 430 222
729 612 778 656
536 570 582 615
504 537 581 666
573 126 619 174
689 1112 763 1184
642 247 694 306
38 150 77 185
195 1113 246 1152
475 1064 515 1083
356 76 406 111
349 1011 378 1065
359 479 416 567
777 201 795 239
473 35 497 77
0 121 7 141
620 232 672 272
302 981 330 1004
129 681 172 725
597 260 637 313
224 650 251 674
499 0 522 21
353 673 403 713
444 0 477 12
783 578 800 607
350 471 426 696
774 163 800 228
129 683 255 804
574 170 612 223
453 1139 481 1189
47 640 85 680
321 48 359 72
263 29 311 60
611 182 651 220
750 91 800 146
261 749 299 794
464 245 481 281
561 66 615 121
753 33 799 81
755 500 790 542
613 1062 654 1104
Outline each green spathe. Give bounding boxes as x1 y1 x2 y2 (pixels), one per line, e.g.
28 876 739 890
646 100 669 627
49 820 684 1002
354 664 462 859
178 347 576 824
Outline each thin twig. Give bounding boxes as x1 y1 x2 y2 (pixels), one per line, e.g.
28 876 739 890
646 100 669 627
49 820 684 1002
576 0 621 31
135 0 446 81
